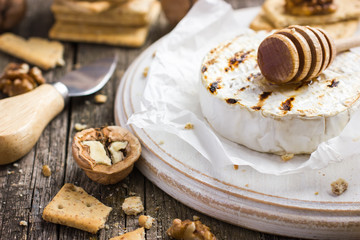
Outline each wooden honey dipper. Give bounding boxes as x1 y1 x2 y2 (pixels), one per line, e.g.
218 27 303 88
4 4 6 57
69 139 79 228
257 25 360 84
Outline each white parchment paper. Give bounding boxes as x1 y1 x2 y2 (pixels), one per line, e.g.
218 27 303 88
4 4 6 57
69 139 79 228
128 0 360 175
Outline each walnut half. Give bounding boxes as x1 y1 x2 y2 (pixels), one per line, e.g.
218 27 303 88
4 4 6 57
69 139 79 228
72 126 141 185
167 219 216 240
0 62 45 96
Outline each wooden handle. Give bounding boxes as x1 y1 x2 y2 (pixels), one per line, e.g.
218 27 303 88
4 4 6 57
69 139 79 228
0 84 65 165
335 35 360 53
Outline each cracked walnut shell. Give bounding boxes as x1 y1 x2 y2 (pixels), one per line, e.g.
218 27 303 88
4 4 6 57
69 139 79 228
72 126 141 185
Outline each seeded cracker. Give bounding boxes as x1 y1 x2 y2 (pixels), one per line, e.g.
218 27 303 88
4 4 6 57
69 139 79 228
42 183 112 233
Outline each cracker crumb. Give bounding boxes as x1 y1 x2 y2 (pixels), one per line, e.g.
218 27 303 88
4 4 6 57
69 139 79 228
193 215 200 221
314 192 319 195
281 153 294 162
158 140 164 145
122 196 144 215
74 123 87 131
331 178 348 196
105 224 110 230
74 63 82 69
19 220 28 226
18 169 23 173
94 94 107 104
245 184 249 188
143 67 149 77
129 191 136 196
233 165 239 170
13 163 19 168
139 215 155 229
184 123 194 130
241 169 246 172
42 165 51 177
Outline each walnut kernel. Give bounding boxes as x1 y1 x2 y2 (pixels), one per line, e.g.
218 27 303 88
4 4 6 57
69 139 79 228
331 178 348 196
167 219 216 240
0 63 45 96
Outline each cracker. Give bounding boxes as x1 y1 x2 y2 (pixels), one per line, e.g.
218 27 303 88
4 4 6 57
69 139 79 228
110 227 145 240
250 9 359 39
49 21 149 47
263 0 360 28
52 0 161 27
0 33 65 70
42 183 112 234
122 196 144 215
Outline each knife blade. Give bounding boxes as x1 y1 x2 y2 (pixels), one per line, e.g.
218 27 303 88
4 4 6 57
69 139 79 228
0 55 118 165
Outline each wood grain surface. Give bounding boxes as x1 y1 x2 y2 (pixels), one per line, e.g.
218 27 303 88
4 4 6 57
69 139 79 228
0 0 309 239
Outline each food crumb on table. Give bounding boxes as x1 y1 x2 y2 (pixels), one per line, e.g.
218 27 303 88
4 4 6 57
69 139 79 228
19 220 28 226
94 94 107 103
42 165 51 177
331 178 348 196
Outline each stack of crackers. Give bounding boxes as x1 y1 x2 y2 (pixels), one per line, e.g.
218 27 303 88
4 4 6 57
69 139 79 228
49 0 161 47
250 0 360 39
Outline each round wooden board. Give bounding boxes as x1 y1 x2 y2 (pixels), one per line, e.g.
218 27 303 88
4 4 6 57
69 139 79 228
115 7 360 239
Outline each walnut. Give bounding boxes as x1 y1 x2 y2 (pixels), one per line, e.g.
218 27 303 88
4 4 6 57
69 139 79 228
0 0 26 30
0 63 45 96
72 126 141 185
331 178 348 196
285 0 337 16
167 219 217 240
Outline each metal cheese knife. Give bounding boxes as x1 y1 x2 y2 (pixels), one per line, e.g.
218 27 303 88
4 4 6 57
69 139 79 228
0 55 117 165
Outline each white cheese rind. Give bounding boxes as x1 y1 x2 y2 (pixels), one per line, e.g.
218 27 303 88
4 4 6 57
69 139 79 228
200 31 360 154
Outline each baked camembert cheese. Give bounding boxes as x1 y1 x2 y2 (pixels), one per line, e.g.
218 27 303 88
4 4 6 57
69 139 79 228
200 31 360 155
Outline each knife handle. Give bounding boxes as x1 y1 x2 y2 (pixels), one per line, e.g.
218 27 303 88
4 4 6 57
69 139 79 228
0 84 65 165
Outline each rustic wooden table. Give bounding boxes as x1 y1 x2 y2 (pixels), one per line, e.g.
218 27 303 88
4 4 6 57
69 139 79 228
0 0 306 239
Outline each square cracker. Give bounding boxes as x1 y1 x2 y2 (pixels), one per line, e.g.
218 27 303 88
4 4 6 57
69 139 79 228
110 227 145 240
250 9 359 39
49 21 149 47
51 0 160 27
263 0 360 28
42 183 112 234
0 33 65 70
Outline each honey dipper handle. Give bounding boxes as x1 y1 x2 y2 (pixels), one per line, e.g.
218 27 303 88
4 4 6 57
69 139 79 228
335 36 360 54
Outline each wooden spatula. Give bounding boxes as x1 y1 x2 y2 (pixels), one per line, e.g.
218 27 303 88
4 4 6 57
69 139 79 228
257 25 360 84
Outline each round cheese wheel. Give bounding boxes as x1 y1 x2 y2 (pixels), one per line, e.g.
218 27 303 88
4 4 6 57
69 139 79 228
200 31 360 155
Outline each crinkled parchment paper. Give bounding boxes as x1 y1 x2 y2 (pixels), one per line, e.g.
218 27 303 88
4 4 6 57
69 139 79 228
128 0 360 175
